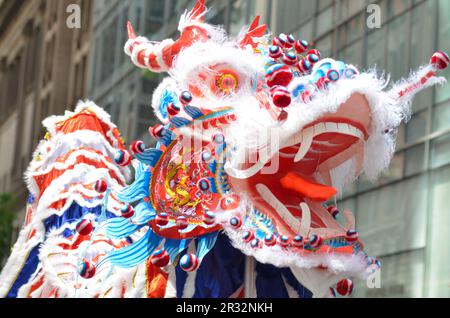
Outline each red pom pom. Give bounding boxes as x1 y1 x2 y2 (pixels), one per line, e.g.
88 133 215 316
121 204 134 219
294 40 309 54
179 91 193 105
285 34 295 48
269 45 282 59
203 212 216 226
431 51 449 70
149 125 165 139
265 64 293 88
167 102 181 116
176 216 189 230
336 279 353 296
282 51 298 66
130 140 145 155
78 261 96 279
308 49 321 59
155 213 169 227
76 219 93 236
229 216 242 229
151 249 170 267
271 86 291 108
114 149 132 166
327 206 339 218
308 234 323 248
297 58 312 73
242 230 255 243
220 194 240 210
345 229 359 242
94 179 108 193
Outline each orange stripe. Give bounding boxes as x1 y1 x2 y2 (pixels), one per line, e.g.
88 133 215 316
146 258 168 298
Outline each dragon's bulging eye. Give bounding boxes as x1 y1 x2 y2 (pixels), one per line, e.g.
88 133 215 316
215 71 239 95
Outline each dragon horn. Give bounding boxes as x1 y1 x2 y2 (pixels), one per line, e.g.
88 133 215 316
123 0 209 73
389 51 449 102
239 16 267 48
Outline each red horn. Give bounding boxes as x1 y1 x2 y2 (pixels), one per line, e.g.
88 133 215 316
239 16 267 48
124 0 209 73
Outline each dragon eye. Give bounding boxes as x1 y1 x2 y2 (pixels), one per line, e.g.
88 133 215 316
209 68 240 96
216 72 239 94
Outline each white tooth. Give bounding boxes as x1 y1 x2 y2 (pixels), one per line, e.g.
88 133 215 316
314 122 326 136
325 122 339 133
299 202 311 237
294 126 314 162
256 184 301 233
337 123 351 135
224 155 268 179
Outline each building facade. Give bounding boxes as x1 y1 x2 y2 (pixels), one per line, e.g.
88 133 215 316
1 0 449 298
266 0 450 298
89 0 450 297
0 0 93 234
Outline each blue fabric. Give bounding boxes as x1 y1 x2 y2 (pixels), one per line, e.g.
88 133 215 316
106 217 144 239
118 162 151 203
255 262 290 298
44 203 114 237
170 117 191 128
165 239 190 262
196 232 219 261
175 263 188 298
281 268 313 298
106 230 162 268
135 149 162 167
184 106 204 119
6 244 41 298
193 233 245 298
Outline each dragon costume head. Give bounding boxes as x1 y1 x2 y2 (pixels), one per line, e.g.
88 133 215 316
111 0 449 296
2 0 448 298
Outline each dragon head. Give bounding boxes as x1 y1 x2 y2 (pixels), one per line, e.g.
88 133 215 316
109 0 448 297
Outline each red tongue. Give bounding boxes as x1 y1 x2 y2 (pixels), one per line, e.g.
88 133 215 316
280 172 337 202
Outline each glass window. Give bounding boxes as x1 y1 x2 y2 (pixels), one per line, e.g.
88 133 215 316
339 38 363 67
337 13 364 50
335 198 356 227
316 6 333 38
410 1 436 69
366 27 386 70
405 111 428 144
315 33 333 58
431 133 450 169
386 13 410 82
356 175 428 256
436 0 450 103
318 0 333 10
229 0 250 36
427 166 450 297
433 100 450 133
379 152 405 184
396 123 406 148
276 0 304 33
339 0 366 22
294 20 314 42
387 0 413 18
404 143 425 176
354 249 425 298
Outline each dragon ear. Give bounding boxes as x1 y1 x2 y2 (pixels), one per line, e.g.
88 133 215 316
189 0 206 23
124 0 210 73
239 16 267 48
151 78 180 124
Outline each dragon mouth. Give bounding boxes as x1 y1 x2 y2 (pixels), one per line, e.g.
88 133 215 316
228 93 371 238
